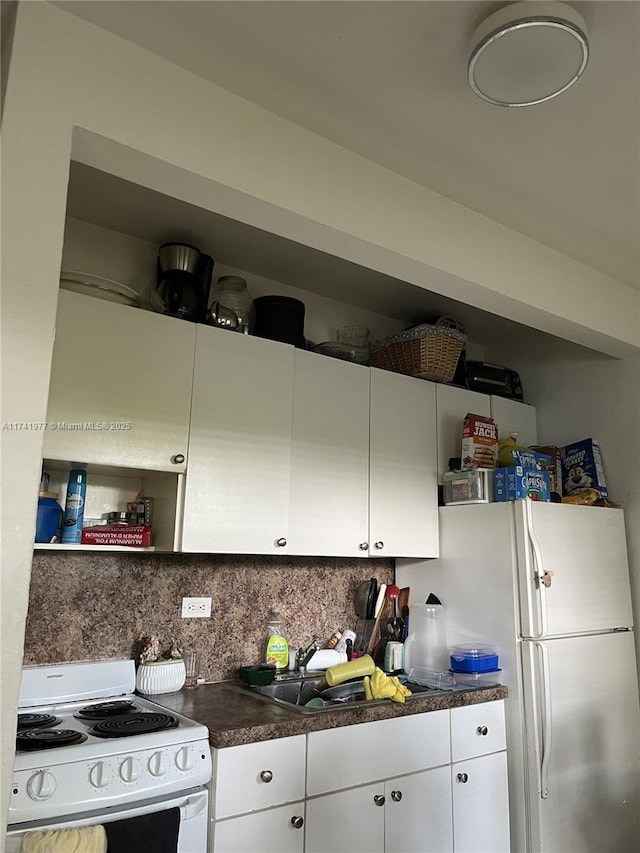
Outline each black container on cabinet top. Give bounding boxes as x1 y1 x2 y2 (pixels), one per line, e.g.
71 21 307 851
254 295 305 348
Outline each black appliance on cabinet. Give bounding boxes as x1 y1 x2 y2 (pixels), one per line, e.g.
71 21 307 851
156 242 213 323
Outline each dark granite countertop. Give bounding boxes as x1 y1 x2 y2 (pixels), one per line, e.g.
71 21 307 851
151 681 508 748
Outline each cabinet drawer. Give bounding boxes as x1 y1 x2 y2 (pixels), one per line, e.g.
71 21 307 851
212 736 306 818
451 701 506 761
212 801 305 853
307 710 450 796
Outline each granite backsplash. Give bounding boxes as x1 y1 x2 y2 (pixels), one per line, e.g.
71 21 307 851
25 552 394 682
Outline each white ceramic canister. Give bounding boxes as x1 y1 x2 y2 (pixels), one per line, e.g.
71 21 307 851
136 659 186 695
403 604 448 672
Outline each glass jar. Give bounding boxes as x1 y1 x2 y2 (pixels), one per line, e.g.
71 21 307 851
210 276 255 334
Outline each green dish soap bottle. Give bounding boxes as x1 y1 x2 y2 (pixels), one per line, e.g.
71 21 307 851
264 609 289 670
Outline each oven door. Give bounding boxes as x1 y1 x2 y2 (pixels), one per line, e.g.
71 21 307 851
5 787 208 853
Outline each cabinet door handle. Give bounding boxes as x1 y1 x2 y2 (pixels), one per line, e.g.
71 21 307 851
374 541 384 550
373 794 385 807
359 542 369 551
476 726 488 736
290 816 304 829
391 790 402 802
275 538 287 548
456 773 469 783
171 453 185 465
260 770 273 783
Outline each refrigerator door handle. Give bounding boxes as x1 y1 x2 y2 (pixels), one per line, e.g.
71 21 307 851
526 501 548 638
532 639 552 799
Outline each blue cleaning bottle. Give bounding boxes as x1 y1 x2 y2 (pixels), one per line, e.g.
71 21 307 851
61 467 87 544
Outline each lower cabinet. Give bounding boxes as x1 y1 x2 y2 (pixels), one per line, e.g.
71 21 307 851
452 752 510 853
305 766 453 853
212 802 306 853
209 702 509 853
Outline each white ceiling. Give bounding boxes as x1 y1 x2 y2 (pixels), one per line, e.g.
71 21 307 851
53 0 639 289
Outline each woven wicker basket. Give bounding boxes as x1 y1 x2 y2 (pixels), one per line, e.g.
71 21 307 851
369 316 466 383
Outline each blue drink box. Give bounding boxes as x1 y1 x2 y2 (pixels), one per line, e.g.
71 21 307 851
495 466 550 502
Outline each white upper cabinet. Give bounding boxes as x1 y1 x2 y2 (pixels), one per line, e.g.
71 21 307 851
288 350 370 556
44 291 195 472
490 396 538 446
436 385 491 481
182 326 294 554
369 369 438 558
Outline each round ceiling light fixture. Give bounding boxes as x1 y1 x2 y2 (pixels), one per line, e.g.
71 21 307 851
468 1 589 107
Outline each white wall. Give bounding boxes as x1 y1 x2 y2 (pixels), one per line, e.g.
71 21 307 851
2 1 639 831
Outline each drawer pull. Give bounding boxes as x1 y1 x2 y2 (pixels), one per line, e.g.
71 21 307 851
374 541 384 550
275 538 287 548
171 453 185 465
476 726 489 736
373 794 385 807
260 770 273 783
290 816 304 829
457 773 469 784
391 790 402 802
359 542 369 551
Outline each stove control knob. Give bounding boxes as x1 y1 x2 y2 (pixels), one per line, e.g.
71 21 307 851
175 745 194 772
119 756 141 783
148 751 167 777
89 761 112 788
27 770 57 801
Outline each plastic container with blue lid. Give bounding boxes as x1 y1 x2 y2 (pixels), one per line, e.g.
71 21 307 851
450 644 499 673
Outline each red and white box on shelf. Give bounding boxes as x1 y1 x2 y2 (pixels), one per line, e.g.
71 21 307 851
81 524 153 547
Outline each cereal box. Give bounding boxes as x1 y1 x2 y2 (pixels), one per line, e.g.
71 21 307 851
531 445 563 501
461 413 498 469
562 438 608 499
495 466 550 502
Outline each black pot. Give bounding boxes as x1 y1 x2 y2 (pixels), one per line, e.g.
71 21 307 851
254 296 305 347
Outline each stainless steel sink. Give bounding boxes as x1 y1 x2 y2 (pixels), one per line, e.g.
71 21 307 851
231 672 437 714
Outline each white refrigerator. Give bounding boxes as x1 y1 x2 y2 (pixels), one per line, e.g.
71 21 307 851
397 501 640 853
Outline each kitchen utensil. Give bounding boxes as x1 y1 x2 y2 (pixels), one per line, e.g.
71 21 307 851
383 641 404 673
239 664 276 686
373 583 387 618
385 584 401 617
403 603 448 672
156 242 213 323
254 295 305 347
336 325 370 347
210 276 255 334
207 301 240 330
398 586 410 641
311 341 370 364
365 578 378 620
366 597 389 656
60 271 141 307
354 581 371 619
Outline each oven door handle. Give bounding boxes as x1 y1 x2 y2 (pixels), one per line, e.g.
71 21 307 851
180 794 208 821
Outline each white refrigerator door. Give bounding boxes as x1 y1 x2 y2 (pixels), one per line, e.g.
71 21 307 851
515 503 633 639
521 631 640 853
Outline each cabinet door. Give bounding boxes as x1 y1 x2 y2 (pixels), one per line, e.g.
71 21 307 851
212 736 306 819
385 767 453 853
212 802 305 853
182 327 294 554
452 752 510 853
288 351 369 556
44 291 195 472
369 369 438 557
490 397 537 446
436 385 490 482
305 783 384 853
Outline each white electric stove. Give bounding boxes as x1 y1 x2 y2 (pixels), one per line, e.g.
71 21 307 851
7 660 212 852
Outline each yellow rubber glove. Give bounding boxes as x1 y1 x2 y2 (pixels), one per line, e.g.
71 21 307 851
369 667 412 702
363 675 372 701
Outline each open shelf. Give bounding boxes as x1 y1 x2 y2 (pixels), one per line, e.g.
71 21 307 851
34 543 156 553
